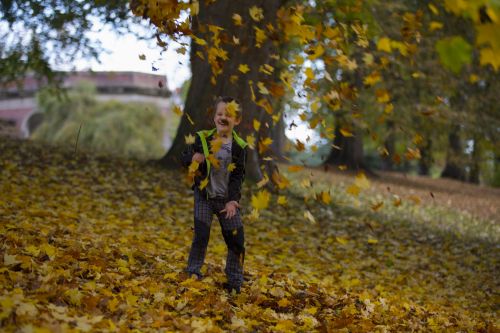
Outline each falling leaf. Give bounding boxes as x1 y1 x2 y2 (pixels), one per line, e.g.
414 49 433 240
257 81 269 95
232 13 243 26
377 37 392 52
138 54 146 60
238 64 250 74
340 128 354 137
304 210 316 224
251 190 270 210
253 119 261 131
185 134 195 145
249 6 264 22
277 196 288 205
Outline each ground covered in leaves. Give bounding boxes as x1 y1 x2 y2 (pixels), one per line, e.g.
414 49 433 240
1 137 498 332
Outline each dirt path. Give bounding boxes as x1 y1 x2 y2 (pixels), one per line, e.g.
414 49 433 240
313 167 500 223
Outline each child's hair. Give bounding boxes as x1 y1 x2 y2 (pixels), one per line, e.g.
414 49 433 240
214 96 242 119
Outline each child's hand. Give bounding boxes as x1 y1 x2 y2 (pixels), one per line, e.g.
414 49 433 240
220 201 240 219
192 153 205 163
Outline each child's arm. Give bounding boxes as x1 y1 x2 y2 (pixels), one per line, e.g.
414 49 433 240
227 146 247 203
181 134 204 168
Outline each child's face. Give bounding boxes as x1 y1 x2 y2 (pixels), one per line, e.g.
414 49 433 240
214 102 240 136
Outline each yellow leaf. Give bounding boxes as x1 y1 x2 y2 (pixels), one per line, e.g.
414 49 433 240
172 105 183 116
238 64 250 74
258 137 273 154
287 165 304 172
207 154 220 169
185 134 195 145
367 237 379 244
199 178 209 190
253 119 261 131
320 191 331 204
254 26 267 47
409 195 421 205
307 44 325 60
65 289 83 306
193 36 207 46
340 127 354 137
469 74 479 83
210 137 223 153
346 184 360 196
371 201 384 211
363 53 374 66
24 245 40 257
363 71 381 86
249 6 264 22
428 3 439 15
304 210 316 224
377 37 392 52
480 47 500 71
376 89 391 103
257 81 269 95
108 298 119 312
257 175 269 188
272 170 290 190
232 13 243 26
246 135 255 149
251 190 270 210
188 161 200 174
429 21 443 31
274 319 295 331
41 243 56 259
126 294 138 306
338 165 347 171
295 139 305 151
355 172 370 189
227 163 236 172
277 195 288 205
384 103 394 114
226 100 240 118
278 298 291 307
336 236 349 245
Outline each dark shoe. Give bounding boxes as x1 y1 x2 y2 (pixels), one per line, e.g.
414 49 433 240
223 282 241 294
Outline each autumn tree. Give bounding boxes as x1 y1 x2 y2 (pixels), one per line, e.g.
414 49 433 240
0 0 142 87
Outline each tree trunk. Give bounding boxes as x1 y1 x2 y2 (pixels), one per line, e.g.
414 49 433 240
382 120 395 171
418 138 433 176
159 0 283 183
441 125 466 181
325 116 367 171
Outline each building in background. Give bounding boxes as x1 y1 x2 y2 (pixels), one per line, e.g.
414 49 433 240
0 71 175 149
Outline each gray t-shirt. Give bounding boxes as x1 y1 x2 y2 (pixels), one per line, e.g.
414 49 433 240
207 142 232 199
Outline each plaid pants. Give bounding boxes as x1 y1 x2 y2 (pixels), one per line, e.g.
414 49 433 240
186 188 245 287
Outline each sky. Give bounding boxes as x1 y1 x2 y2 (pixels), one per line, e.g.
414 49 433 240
69 25 191 91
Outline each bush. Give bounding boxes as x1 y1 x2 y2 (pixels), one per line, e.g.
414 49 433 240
31 81 166 159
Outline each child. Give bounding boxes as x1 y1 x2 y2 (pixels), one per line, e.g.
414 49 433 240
181 96 248 293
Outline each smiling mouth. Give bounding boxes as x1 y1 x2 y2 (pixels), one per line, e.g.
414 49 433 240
219 120 229 126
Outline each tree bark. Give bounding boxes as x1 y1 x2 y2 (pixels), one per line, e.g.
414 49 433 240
441 125 466 181
159 0 284 183
325 115 367 171
418 138 433 176
382 120 395 171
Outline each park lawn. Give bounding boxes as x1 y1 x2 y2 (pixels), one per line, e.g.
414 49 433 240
0 137 498 332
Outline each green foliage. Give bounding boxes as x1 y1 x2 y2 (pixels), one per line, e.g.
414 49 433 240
32 82 166 159
435 36 473 74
